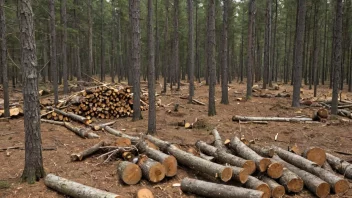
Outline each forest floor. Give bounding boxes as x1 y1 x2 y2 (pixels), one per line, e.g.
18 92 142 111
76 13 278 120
1 79 352 198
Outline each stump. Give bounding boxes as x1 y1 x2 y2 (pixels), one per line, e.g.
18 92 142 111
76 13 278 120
117 161 142 185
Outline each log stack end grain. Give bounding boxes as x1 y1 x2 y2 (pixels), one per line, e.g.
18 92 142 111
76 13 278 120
267 162 283 179
258 158 272 172
220 166 234 182
333 180 350 195
243 160 257 175
245 176 271 198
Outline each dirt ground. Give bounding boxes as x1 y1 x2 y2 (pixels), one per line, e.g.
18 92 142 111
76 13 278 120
1 80 352 198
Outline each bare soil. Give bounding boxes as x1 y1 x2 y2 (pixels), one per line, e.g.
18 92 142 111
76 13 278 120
1 80 352 198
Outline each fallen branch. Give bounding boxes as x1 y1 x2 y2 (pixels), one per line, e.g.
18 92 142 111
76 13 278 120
44 174 121 198
71 141 105 161
232 115 313 122
181 177 264 198
97 146 137 163
326 153 352 179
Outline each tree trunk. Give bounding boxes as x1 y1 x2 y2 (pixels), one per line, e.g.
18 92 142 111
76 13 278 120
20 0 45 183
87 0 93 81
100 0 105 82
0 0 9 117
73 0 81 81
263 0 272 89
49 0 58 104
181 177 264 198
208 0 216 116
221 0 229 104
331 0 343 114
312 1 320 97
61 0 68 94
292 0 306 107
302 147 326 166
188 0 195 103
130 0 142 121
162 0 169 93
246 0 255 99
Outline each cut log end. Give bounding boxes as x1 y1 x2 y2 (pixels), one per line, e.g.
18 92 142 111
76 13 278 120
287 178 304 193
316 182 330 198
243 160 256 175
303 147 326 166
115 137 132 147
137 188 154 198
117 161 142 185
334 179 349 194
257 184 271 198
238 169 249 184
272 185 285 198
220 167 233 182
267 162 283 179
162 156 178 177
148 163 166 183
259 158 272 172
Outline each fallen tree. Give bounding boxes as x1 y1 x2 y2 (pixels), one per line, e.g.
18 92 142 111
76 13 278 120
232 115 313 122
71 141 105 161
326 153 352 179
181 177 264 198
44 174 121 198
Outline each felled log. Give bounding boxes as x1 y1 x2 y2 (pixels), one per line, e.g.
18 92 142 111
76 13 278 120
232 115 313 122
64 122 99 139
272 155 329 197
137 141 177 177
44 174 121 198
244 176 271 198
71 141 105 161
115 137 132 147
146 135 233 182
136 188 154 198
260 176 285 198
326 153 352 179
91 121 116 131
278 168 304 193
211 129 228 151
196 140 255 176
322 161 335 172
181 177 264 198
104 126 139 144
229 137 271 173
117 161 142 185
48 107 91 125
243 141 274 158
273 146 349 194
137 155 165 183
192 99 205 106
41 119 65 126
302 147 326 166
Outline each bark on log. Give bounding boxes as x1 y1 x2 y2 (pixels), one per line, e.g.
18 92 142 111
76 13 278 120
229 137 271 172
326 153 352 179
211 128 227 151
137 155 166 183
71 140 105 161
117 161 142 185
232 115 313 122
322 161 335 172
260 176 285 198
41 119 65 126
104 126 139 144
244 176 271 198
195 140 255 175
181 177 264 198
136 188 154 198
273 146 349 194
272 155 330 197
146 135 233 182
64 122 99 139
247 143 275 158
91 121 116 131
278 168 304 193
44 174 121 198
49 107 91 125
303 147 326 166
137 141 177 177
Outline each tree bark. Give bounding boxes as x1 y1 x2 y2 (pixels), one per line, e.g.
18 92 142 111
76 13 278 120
207 0 216 116
263 0 272 89
260 176 285 198
233 115 312 122
0 0 9 117
246 0 255 99
100 0 105 82
245 176 271 198
188 0 195 103
292 0 307 107
117 161 142 185
61 0 68 94
49 0 58 104
326 153 352 179
278 168 304 193
181 177 264 198
221 0 229 104
20 0 45 183
71 141 105 161
104 126 139 144
73 0 81 81
87 0 93 81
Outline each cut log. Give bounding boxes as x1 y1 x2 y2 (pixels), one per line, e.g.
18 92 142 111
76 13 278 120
195 140 255 175
211 128 228 151
192 99 206 106
104 126 139 144
117 161 142 185
272 155 330 197
44 174 121 198
48 107 91 125
273 146 349 194
303 147 326 166
247 143 275 158
229 137 271 172
64 122 99 139
71 141 105 161
232 115 313 122
326 153 352 179
289 144 302 155
115 137 132 147
137 141 177 177
146 135 233 182
136 188 154 198
322 161 335 172
41 119 65 126
244 176 271 198
181 177 264 198
137 155 165 183
278 168 304 193
267 162 284 179
260 176 285 198
91 121 116 131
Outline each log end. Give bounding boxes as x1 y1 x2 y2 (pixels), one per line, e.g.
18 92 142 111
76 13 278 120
259 158 272 172
316 182 330 198
148 162 166 183
287 178 304 193
243 160 256 175
304 147 326 166
272 185 285 198
118 162 142 185
257 183 271 198
137 188 154 198
237 168 249 184
334 179 349 194
70 154 81 161
267 162 283 179
115 137 132 147
220 167 233 182
162 156 178 177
